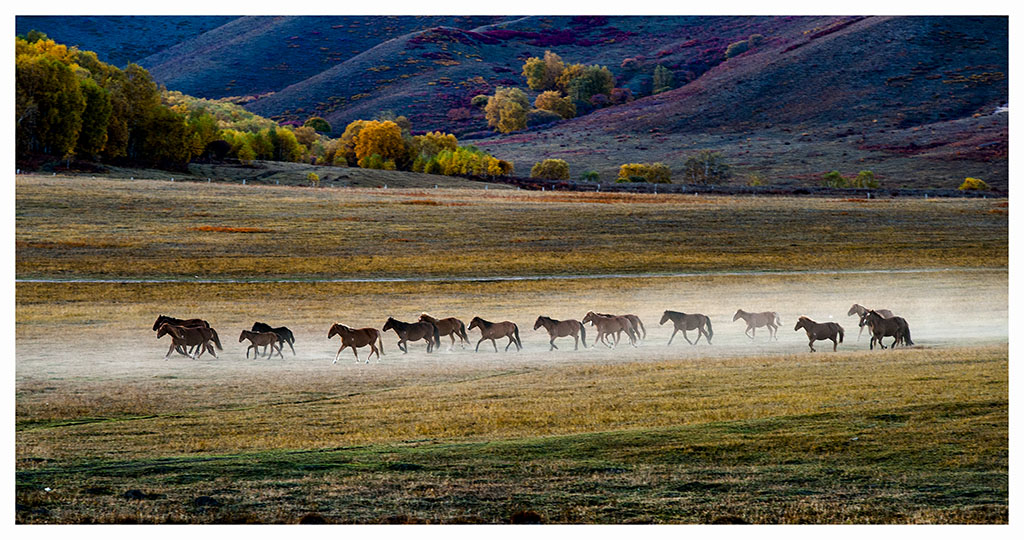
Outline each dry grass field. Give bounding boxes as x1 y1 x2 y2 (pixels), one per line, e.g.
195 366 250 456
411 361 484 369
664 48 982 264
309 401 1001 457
14 173 1007 523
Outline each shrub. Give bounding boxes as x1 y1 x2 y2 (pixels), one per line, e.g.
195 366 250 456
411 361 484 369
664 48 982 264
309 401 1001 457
307 172 320 187
531 159 570 180
470 94 490 109
617 162 671 183
303 116 331 133
522 50 565 91
748 34 766 47
959 177 991 191
610 87 633 105
682 151 730 184
579 170 600 182
527 109 563 127
725 40 750 59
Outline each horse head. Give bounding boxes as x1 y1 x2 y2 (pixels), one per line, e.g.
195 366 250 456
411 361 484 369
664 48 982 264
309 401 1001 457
582 311 596 324
327 323 341 339
239 330 250 342
418 313 434 323
732 310 744 322
847 304 863 317
153 315 168 331
382 317 396 331
794 316 808 331
533 316 549 330
659 311 671 325
468 316 483 330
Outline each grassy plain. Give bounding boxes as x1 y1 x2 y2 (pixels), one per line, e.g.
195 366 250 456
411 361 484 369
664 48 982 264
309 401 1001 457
14 173 1008 523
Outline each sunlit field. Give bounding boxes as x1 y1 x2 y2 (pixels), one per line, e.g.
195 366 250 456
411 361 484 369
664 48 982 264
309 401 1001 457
15 174 1007 523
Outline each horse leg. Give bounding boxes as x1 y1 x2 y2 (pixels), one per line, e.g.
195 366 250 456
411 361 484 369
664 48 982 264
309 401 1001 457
832 337 838 352
475 337 485 352
808 339 815 353
683 329 694 346
573 333 579 351
667 328 677 346
164 342 177 360
352 345 360 363
400 339 408 354
333 344 346 364
448 333 456 352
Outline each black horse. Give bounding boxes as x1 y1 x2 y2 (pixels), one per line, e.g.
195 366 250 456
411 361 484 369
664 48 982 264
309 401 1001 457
252 322 296 355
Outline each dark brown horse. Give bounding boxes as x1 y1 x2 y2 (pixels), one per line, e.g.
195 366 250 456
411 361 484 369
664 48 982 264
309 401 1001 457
328 323 384 363
794 316 844 352
418 313 470 350
383 317 440 353
847 304 895 341
582 311 637 348
239 330 283 359
596 312 646 341
860 310 913 350
252 322 296 355
156 323 221 360
733 309 781 340
533 316 587 351
468 317 522 352
153 315 211 356
660 310 713 345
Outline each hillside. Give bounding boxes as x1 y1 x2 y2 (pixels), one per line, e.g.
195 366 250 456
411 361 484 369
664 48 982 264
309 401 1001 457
14 15 1008 189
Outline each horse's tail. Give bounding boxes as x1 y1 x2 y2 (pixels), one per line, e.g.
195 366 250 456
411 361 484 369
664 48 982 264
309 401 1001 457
285 328 295 346
433 325 441 348
903 324 913 346
837 324 844 344
579 322 587 348
378 330 386 356
211 328 223 351
636 318 646 339
513 324 522 348
458 321 469 342
705 316 714 341
774 312 782 326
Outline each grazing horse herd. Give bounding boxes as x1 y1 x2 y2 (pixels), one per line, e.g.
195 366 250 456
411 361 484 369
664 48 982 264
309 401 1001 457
151 304 914 362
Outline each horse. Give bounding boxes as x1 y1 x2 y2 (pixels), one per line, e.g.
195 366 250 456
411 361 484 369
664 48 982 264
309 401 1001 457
252 322 296 355
239 330 283 359
152 315 211 356
382 317 440 354
533 316 587 351
732 309 781 340
418 313 470 350
468 317 522 352
794 316 844 352
860 310 913 350
156 323 221 360
659 310 713 345
596 312 646 341
328 323 384 363
581 311 637 348
847 304 895 341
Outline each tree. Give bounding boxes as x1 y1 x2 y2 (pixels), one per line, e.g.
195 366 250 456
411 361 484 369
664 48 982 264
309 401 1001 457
354 120 404 166
303 116 331 133
530 159 570 180
652 65 675 94
563 65 614 106
617 163 671 183
821 170 846 188
534 90 576 119
484 87 529 134
522 50 565 91
852 170 879 188
682 151 730 184
293 125 318 150
74 77 112 159
15 54 85 158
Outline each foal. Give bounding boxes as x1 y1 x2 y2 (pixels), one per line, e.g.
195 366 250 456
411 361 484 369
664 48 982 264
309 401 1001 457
239 330 283 359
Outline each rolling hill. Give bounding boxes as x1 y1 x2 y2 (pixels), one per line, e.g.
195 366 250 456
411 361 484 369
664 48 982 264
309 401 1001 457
15 15 1008 189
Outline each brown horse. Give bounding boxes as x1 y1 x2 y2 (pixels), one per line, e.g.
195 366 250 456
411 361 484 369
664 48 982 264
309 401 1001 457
239 330 283 359
328 323 384 363
733 309 781 340
153 315 211 356
847 304 895 341
794 316 844 352
860 310 913 350
596 312 646 341
383 317 440 353
418 313 470 350
468 316 522 352
582 311 637 348
660 310 713 345
156 323 221 360
533 316 587 351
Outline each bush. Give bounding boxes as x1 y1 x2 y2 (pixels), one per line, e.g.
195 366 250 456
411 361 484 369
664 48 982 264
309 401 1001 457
725 40 750 59
579 170 600 182
682 151 730 184
617 163 671 183
307 172 320 187
653 65 674 94
534 91 576 119
303 116 331 133
470 94 490 109
959 177 991 191
531 159 570 180
484 87 529 133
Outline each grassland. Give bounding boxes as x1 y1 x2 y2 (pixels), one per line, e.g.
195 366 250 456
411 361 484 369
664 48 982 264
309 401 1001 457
15 174 1007 279
14 173 1007 523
